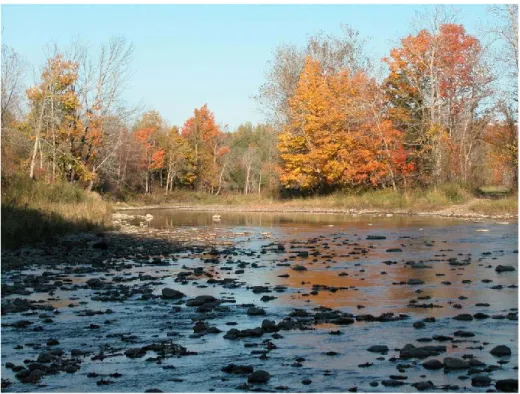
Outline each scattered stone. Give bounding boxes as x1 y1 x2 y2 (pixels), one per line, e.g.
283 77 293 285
490 345 511 357
248 370 271 384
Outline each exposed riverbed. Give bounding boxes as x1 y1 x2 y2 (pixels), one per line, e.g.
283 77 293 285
1 210 518 392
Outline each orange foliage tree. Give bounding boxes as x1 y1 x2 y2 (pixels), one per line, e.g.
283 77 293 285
181 104 229 193
278 56 410 193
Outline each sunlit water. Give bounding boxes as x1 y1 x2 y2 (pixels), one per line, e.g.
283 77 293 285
1 210 518 392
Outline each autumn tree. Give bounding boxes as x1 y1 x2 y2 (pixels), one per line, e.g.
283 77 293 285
279 56 409 193
26 54 81 182
384 23 493 185
181 104 229 193
256 25 370 130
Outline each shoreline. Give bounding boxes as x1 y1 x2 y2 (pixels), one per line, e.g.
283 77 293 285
112 203 518 221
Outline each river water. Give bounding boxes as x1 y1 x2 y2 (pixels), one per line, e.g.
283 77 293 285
1 210 518 392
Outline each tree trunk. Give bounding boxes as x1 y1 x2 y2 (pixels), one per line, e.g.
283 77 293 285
244 164 251 195
29 101 46 179
51 94 56 183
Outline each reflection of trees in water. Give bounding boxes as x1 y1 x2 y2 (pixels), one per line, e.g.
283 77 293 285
133 209 461 230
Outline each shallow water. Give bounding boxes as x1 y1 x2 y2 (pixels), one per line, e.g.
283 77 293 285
1 211 518 392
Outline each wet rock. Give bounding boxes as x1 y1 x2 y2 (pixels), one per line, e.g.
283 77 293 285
422 359 443 370
71 349 87 357
413 381 434 391
369 381 379 387
382 380 406 387
145 389 163 393
37 351 53 363
292 265 307 271
93 240 109 250
222 364 254 374
453 313 473 321
400 344 446 359
248 370 271 384
125 348 146 358
495 265 515 272
366 235 386 240
443 357 470 369
86 278 103 288
302 379 312 385
490 345 511 357
386 248 403 253
432 335 453 341
261 319 278 332
247 307 266 316
496 379 518 392
251 286 270 294
367 345 388 353
161 288 185 299
407 279 425 285
454 330 475 338
472 375 492 387
413 321 426 329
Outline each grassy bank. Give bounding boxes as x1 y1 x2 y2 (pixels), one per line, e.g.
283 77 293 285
2 175 112 249
117 183 468 208
116 184 517 217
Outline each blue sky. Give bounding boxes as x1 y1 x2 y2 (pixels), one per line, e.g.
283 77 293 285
2 4 497 130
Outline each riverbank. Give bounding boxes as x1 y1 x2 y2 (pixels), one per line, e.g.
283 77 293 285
113 198 518 220
1 175 113 249
113 186 517 220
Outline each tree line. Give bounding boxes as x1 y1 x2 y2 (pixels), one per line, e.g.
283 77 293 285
2 5 517 198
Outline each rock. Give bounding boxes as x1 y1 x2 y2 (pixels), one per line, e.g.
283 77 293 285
248 370 271 384
367 345 388 353
261 320 278 332
37 352 53 363
490 345 511 357
400 344 446 359
302 379 312 385
453 330 475 338
472 375 492 387
93 240 109 250
495 265 515 273
453 313 473 321
71 349 87 357
366 235 386 240
297 251 309 258
222 364 254 374
125 348 146 358
161 288 185 299
86 278 103 288
443 357 470 369
413 381 434 391
292 265 307 271
145 389 163 393
382 380 405 387
247 307 266 316
496 379 518 392
408 279 425 285
422 359 443 370
413 321 426 329
386 248 403 253
186 295 217 306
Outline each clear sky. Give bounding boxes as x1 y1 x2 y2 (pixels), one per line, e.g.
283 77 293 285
1 4 498 130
